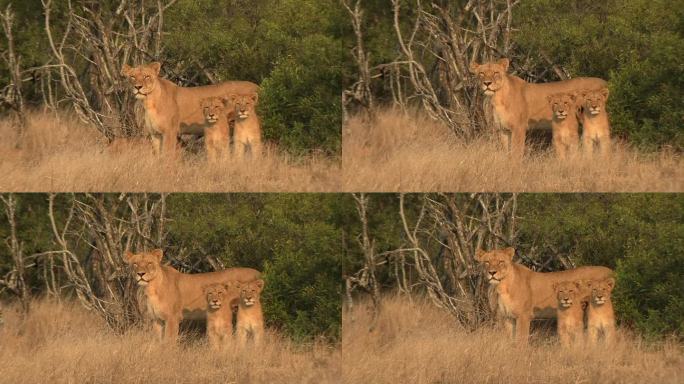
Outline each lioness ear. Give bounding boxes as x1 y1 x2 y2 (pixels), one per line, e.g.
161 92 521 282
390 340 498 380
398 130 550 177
148 62 161 76
503 247 515 261
150 248 163 263
605 277 615 290
124 251 135 263
220 95 232 105
475 248 485 262
254 279 265 292
600 87 609 100
497 58 510 72
121 64 132 77
469 61 480 74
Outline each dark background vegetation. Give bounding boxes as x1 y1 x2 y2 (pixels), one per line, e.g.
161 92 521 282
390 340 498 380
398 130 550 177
0 0 347 155
0 193 343 343
342 194 683 340
351 0 682 150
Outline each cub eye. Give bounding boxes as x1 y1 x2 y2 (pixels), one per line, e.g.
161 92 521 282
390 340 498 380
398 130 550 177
498 261 505 266
144 75 150 80
479 72 484 77
147 262 152 267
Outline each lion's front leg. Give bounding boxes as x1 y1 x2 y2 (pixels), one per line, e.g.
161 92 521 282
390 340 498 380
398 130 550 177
510 127 526 160
514 315 531 345
152 320 164 340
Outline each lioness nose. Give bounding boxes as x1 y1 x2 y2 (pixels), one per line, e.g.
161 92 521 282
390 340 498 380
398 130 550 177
137 272 145 277
135 85 143 90
488 270 496 276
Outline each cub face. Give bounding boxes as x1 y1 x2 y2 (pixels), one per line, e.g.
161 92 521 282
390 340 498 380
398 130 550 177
200 96 231 124
553 281 582 308
229 93 258 120
475 247 515 285
547 92 577 120
238 279 265 307
469 58 510 96
585 277 615 305
203 283 234 310
578 88 609 115
124 249 164 286
121 62 161 100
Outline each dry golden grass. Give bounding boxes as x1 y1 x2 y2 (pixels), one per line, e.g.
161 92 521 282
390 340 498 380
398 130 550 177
342 295 683 384
0 113 340 192
343 109 683 192
0 300 340 384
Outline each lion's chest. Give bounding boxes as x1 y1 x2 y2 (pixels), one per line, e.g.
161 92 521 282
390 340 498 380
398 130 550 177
143 104 165 135
496 288 517 318
144 287 167 320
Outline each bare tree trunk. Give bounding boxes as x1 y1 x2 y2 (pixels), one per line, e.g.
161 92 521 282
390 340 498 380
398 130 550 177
341 0 374 123
0 5 28 144
47 193 168 332
0 194 30 315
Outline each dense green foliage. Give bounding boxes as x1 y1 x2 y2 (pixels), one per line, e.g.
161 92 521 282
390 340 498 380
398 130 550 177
516 0 684 150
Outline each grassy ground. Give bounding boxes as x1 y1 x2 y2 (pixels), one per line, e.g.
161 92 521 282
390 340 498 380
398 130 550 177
342 295 683 384
342 109 683 192
0 300 340 384
0 113 340 192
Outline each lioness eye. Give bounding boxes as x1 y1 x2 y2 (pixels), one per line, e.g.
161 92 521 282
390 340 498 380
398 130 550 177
479 72 484 77
133 263 138 268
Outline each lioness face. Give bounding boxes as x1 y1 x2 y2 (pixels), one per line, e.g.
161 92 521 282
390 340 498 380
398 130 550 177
554 281 581 308
587 277 615 305
469 58 509 96
475 247 515 285
579 88 609 115
124 249 163 286
239 279 265 307
121 62 161 99
230 93 258 120
203 283 232 310
200 96 229 124
547 93 577 120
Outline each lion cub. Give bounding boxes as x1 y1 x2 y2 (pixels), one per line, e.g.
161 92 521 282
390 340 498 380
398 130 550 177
203 282 239 350
577 88 611 158
236 279 265 347
583 277 616 344
229 93 262 160
552 280 586 347
546 92 580 160
200 96 234 162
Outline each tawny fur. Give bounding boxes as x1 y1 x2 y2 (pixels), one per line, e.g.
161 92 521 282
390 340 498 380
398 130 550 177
582 277 617 344
577 88 612 158
547 92 580 159
230 93 262 160
202 282 240 350
553 280 586 346
236 279 265 347
124 249 261 343
470 58 606 160
121 62 258 157
476 247 613 345
200 96 235 162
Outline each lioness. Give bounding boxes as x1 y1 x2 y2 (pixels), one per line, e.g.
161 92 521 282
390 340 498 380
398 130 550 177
476 247 612 344
203 282 239 350
470 59 607 159
200 96 234 162
552 280 585 346
230 93 262 160
125 249 261 343
577 88 611 158
236 279 265 347
582 277 616 344
121 62 259 156
546 92 580 160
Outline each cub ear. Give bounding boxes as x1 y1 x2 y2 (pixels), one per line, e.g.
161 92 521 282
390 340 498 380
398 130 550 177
223 282 233 291
574 280 583 290
600 87 609 100
124 251 135 264
469 61 480 74
475 248 485 262
552 282 559 291
201 284 211 294
229 93 238 103
604 277 615 290
220 94 232 105
497 58 510 72
148 62 161 75
546 95 554 104
568 92 577 102
121 64 132 77
250 93 258 105
503 247 515 261
254 279 265 292
150 248 163 263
